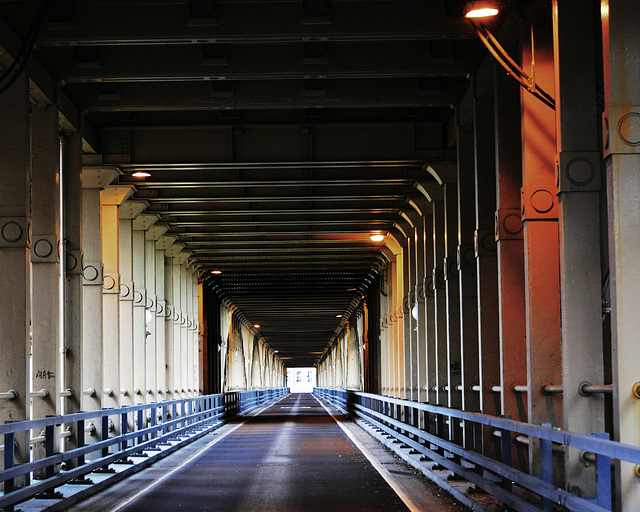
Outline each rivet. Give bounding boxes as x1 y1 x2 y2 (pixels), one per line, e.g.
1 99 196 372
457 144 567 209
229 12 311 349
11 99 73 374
632 382 640 399
33 239 53 258
83 265 99 282
566 157 595 186
618 112 640 147
530 190 554 214
634 465 640 479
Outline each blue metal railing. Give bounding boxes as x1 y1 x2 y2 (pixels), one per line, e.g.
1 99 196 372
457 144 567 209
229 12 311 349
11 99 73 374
1 388 288 511
314 388 640 512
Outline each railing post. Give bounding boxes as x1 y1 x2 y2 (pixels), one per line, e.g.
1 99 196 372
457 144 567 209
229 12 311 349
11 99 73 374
500 415 512 491
121 411 128 452
45 418 55 479
592 433 612 510
77 415 86 471
162 405 168 435
150 404 157 438
539 423 553 512
137 409 144 445
4 423 15 505
101 411 110 458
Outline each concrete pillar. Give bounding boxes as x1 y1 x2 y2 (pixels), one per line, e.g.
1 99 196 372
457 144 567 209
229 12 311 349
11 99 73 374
154 237 169 399
81 167 119 412
118 201 147 406
132 213 159 403
404 229 416 400
101 186 135 413
601 0 640 507
30 104 61 429
553 0 605 497
0 73 30 475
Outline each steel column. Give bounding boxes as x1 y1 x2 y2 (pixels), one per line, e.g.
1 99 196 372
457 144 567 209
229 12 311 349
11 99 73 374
520 14 562 476
0 74 30 479
601 0 640 508
553 0 605 497
432 198 448 408
30 104 61 427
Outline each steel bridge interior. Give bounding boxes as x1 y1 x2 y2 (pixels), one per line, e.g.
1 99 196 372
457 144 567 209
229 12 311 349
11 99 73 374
1 0 639 511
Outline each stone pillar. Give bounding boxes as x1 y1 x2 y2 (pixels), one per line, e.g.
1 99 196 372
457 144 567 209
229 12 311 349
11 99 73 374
81 167 119 413
601 0 640 507
101 185 135 412
553 0 605 497
0 73 30 476
30 104 61 428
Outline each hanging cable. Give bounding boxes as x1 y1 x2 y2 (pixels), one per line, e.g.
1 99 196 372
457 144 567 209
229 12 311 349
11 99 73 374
0 0 52 96
468 17 555 110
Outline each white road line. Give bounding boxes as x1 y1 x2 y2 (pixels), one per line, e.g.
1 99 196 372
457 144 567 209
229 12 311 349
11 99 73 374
314 395 422 512
108 397 286 512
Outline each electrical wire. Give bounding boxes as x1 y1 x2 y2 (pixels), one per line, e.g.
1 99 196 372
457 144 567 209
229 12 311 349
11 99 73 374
469 18 556 110
0 0 52 96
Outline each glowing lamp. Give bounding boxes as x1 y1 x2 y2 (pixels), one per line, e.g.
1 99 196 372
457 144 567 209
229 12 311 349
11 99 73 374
464 1 499 18
370 234 384 242
131 171 151 178
211 270 222 274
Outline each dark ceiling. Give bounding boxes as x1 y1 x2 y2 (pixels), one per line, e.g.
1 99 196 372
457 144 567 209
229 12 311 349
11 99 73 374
0 0 488 367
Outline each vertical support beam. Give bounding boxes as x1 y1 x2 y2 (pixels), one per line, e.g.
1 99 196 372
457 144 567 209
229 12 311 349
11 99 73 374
457 110 481 422
444 182 462 411
62 131 83 421
473 63 501 457
553 0 605 496
520 13 562 473
155 244 166 399
601 0 640 507
172 258 184 396
0 73 30 474
101 185 134 412
31 104 60 426
119 202 146 406
165 254 175 399
404 227 417 401
81 167 118 413
494 24 528 469
432 197 448 408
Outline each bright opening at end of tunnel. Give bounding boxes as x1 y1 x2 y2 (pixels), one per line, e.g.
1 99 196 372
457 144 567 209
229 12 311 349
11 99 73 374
287 367 317 393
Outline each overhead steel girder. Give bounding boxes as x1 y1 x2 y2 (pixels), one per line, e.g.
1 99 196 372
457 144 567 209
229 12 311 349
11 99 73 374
66 78 466 113
44 40 481 84
24 0 476 47
101 123 445 165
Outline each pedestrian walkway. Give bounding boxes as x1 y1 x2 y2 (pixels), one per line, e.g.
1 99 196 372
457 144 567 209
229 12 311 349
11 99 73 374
62 393 466 512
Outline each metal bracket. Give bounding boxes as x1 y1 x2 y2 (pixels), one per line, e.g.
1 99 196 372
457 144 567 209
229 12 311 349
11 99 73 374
133 287 146 307
556 151 601 193
475 228 497 256
82 261 103 285
0 217 30 248
521 184 558 221
457 243 475 272
119 281 134 301
31 235 59 263
603 106 640 156
495 208 524 240
66 249 83 275
102 273 121 294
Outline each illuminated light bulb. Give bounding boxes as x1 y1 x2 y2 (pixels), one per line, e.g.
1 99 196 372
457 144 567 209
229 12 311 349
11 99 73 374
253 324 260 328
211 270 222 274
131 171 151 178
464 1 499 18
370 234 384 242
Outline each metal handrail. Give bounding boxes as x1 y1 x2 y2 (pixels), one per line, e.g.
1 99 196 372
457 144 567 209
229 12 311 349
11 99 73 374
314 387 630 512
1 388 289 510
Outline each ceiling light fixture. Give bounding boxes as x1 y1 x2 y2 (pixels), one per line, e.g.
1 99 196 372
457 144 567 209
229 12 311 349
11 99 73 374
370 233 384 242
211 270 222 274
464 1 499 18
253 324 260 328
131 171 151 178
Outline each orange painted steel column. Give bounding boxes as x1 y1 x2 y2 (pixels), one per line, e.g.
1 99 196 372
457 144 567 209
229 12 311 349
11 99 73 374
520 13 562 476
494 29 528 471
